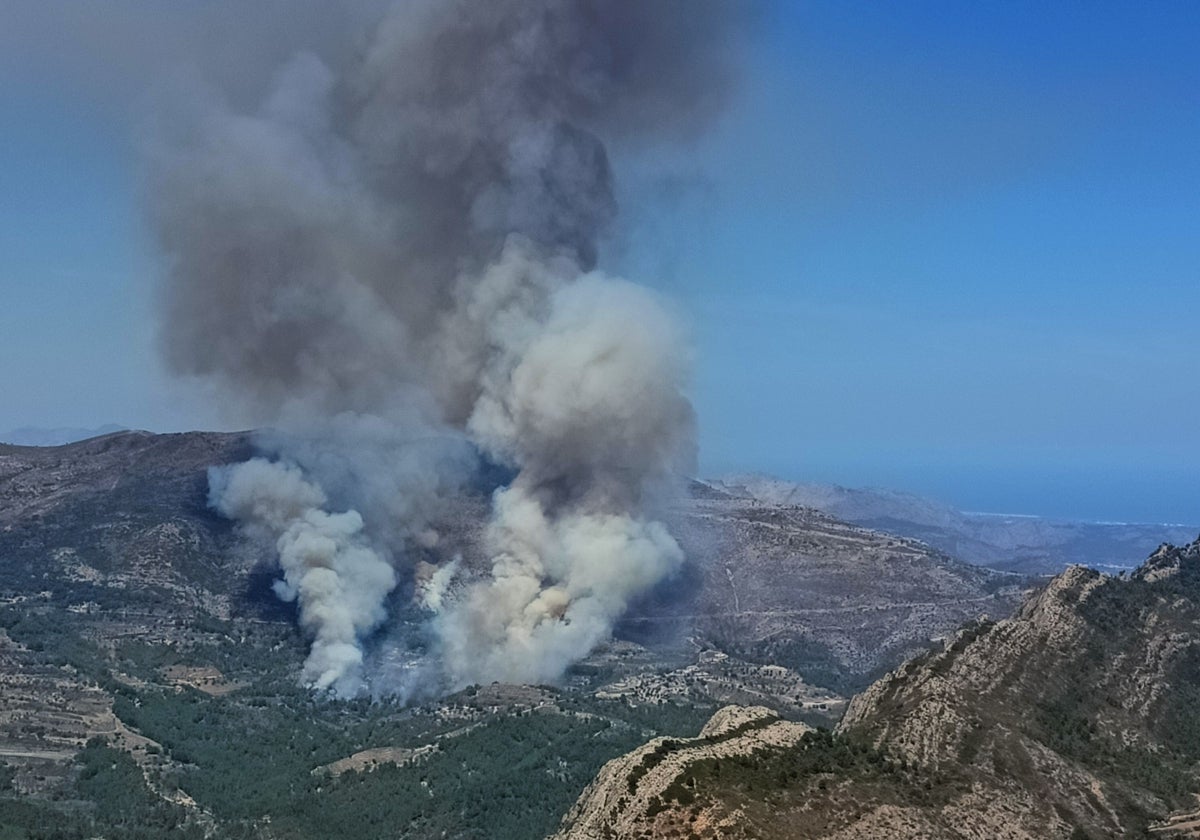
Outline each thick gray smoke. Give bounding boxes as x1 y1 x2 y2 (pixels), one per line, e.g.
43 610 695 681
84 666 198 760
150 0 744 694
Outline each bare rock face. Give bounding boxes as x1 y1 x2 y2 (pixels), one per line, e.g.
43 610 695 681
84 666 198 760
698 705 779 739
552 705 811 840
1134 540 1200 584
838 564 1108 768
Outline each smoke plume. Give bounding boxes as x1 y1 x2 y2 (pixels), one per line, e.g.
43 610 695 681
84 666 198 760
439 266 694 686
150 0 745 693
209 459 396 694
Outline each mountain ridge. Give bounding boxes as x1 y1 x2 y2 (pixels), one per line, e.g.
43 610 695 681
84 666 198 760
713 473 1200 574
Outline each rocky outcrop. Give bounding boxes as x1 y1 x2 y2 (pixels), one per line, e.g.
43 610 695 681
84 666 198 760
1135 540 1200 584
552 706 810 840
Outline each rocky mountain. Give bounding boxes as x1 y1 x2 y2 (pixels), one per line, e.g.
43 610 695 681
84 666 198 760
555 705 812 839
0 430 1027 839
716 474 1199 574
555 538 1200 839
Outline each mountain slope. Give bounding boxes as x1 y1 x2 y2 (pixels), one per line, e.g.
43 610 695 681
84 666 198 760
0 431 1028 838
835 544 1200 838
555 538 1200 839
655 491 1022 692
0 430 256 611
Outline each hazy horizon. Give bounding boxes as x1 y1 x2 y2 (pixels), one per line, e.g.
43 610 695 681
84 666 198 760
1 420 1193 528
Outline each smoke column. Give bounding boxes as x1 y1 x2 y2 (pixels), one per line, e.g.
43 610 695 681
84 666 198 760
150 0 745 693
209 459 396 694
438 268 695 686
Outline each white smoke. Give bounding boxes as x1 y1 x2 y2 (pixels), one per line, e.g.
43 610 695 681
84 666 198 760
437 256 694 686
209 459 396 695
438 492 684 686
416 557 459 614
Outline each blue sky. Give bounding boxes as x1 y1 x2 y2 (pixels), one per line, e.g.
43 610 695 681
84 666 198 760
2 2 1198 523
